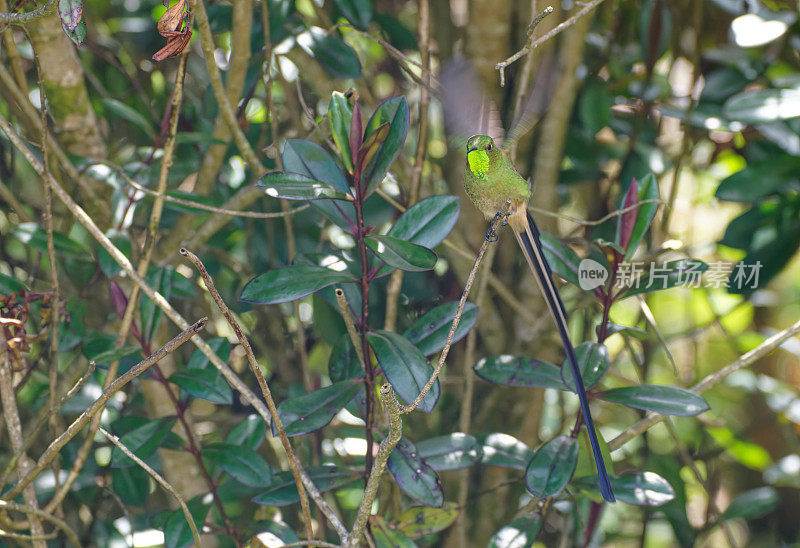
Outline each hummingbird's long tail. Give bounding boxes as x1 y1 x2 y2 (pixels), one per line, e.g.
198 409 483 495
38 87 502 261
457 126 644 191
509 210 616 503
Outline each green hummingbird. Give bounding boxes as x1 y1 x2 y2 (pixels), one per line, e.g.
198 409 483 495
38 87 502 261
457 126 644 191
464 134 616 503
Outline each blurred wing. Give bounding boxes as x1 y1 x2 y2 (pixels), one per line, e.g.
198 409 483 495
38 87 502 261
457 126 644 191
505 56 561 148
439 55 505 149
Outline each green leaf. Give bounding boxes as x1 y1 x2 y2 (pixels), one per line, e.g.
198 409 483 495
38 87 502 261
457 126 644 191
389 503 460 539
700 68 750 102
101 98 154 137
579 79 611 134
257 171 352 201
366 235 437 272
169 368 233 405
474 355 566 390
310 34 361 79
362 97 409 194
724 88 800 124
369 515 417 548
111 466 149 506
253 466 359 506
163 496 210 548
61 17 86 45
560 342 610 392
416 433 481 471
524 435 579 498
240 266 355 304
111 418 176 467
86 346 140 366
576 472 675 506
403 302 478 356
598 385 709 416
477 433 534 471
540 231 582 286
0 273 27 294
386 195 460 249
12 222 92 261
602 322 648 340
281 139 351 193
333 0 373 29
277 380 360 436
367 330 440 413
328 334 364 382
186 337 230 370
226 415 267 450
203 443 272 487
721 487 778 521
329 91 354 172
98 230 131 278
487 514 542 548
715 156 800 202
57 0 83 30
623 259 709 298
625 173 660 259
387 437 444 507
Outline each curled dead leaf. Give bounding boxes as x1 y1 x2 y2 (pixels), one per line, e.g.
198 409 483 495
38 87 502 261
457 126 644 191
157 0 187 37
152 28 192 61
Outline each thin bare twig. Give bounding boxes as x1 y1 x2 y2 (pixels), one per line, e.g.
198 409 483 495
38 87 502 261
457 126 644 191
400 200 510 413
495 5 554 87
335 288 366 369
609 316 800 451
1 318 207 502
345 383 402 547
180 248 346 540
99 427 203 547
0 500 79 547
0 0 55 25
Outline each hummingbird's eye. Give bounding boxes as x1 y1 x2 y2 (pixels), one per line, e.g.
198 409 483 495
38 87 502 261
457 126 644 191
486 144 492 151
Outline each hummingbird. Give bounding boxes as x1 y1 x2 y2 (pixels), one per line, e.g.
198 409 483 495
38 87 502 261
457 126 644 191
464 134 616 503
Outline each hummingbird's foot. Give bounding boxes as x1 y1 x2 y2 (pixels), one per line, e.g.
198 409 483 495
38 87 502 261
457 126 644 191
485 211 510 242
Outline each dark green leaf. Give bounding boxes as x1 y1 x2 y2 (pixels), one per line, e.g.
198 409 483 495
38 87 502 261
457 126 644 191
721 487 778 520
366 235 437 272
98 230 131 278
374 13 417 50
203 443 272 487
625 173 660 259
387 437 444 507
579 79 611 134
163 496 210 548
362 97 409 194
310 34 361 79
560 342 610 392
724 89 800 124
86 346 140 366
12 222 92 261
403 302 478 356
169 368 233 405
186 337 230 370
367 330 439 413
226 414 267 450
369 515 417 548
477 433 534 471
715 156 800 202
253 466 359 506
102 98 154 137
281 139 350 193
487 514 542 548
276 380 360 436
333 0 373 29
0 273 27 294
61 17 86 45
540 231 582 286
474 355 566 390
257 171 352 201
111 418 176 467
386 195 460 249
111 466 149 506
598 385 709 416
240 266 355 304
524 435 579 498
416 433 481 471
700 68 750 102
329 91 354 172
389 503 460 539
328 334 364 382
602 322 648 340
623 259 708 298
576 472 675 506
57 0 83 32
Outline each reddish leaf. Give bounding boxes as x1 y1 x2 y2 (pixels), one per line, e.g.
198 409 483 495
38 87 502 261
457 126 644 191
157 0 187 37
109 281 128 319
152 29 192 61
618 178 639 251
356 122 390 174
